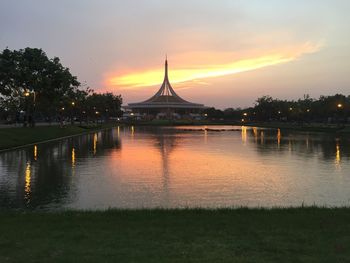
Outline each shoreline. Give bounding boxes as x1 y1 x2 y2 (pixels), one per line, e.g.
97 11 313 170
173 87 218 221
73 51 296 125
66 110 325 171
0 123 119 152
0 121 349 152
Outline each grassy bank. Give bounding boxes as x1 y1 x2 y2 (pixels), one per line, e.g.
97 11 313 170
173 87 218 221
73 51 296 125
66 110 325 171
0 208 349 262
0 123 117 151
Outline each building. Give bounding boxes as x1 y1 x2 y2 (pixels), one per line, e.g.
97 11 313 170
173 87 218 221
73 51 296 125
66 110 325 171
125 58 208 119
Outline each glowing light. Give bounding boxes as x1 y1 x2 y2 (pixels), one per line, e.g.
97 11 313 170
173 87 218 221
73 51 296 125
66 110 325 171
72 148 76 167
107 42 321 89
337 103 343 108
24 92 30 97
93 133 98 155
33 145 37 161
71 101 75 106
24 162 31 204
335 143 341 166
241 126 247 144
243 113 248 116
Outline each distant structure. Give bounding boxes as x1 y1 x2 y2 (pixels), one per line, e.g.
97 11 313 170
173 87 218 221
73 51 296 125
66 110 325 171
125 58 207 119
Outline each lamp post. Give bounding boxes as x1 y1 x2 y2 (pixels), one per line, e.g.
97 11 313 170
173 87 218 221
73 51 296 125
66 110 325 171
71 101 75 124
337 103 343 125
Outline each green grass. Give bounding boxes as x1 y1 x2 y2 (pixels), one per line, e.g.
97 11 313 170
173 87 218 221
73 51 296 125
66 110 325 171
0 124 118 150
0 208 350 262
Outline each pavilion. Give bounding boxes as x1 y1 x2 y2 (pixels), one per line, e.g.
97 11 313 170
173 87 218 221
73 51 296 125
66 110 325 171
125 58 207 119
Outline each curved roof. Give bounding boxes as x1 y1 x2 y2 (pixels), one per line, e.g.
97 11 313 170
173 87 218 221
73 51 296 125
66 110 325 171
127 58 207 109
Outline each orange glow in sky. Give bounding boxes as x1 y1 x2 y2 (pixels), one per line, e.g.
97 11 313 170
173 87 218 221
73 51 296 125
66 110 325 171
107 42 321 89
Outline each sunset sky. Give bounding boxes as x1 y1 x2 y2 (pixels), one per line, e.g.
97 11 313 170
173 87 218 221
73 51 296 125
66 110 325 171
1 0 350 108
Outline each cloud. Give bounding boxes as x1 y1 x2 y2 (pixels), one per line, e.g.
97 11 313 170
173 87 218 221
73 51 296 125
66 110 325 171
106 41 322 90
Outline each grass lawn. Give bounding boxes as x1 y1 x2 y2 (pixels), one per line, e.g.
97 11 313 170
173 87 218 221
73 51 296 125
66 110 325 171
0 124 118 150
0 208 349 262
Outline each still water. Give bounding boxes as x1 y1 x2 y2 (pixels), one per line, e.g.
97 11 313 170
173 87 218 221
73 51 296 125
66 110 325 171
0 126 350 210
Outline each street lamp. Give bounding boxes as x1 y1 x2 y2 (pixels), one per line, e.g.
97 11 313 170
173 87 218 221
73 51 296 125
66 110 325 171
337 103 343 109
71 101 75 106
243 112 248 116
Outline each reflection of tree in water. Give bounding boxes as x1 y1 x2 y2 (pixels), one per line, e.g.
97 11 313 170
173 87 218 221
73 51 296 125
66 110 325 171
0 128 121 209
247 128 350 163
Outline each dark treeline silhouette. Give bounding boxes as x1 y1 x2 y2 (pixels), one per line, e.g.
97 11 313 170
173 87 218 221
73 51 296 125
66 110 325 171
0 47 122 126
204 94 350 123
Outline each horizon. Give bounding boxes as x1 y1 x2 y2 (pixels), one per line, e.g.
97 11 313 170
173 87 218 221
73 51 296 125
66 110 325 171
1 0 350 108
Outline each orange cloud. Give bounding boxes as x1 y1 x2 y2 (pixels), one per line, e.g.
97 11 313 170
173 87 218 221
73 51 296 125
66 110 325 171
106 42 322 89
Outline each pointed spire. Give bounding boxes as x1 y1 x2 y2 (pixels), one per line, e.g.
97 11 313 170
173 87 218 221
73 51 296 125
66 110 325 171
164 54 168 79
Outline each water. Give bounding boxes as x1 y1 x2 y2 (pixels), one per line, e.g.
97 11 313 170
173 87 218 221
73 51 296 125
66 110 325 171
0 126 350 210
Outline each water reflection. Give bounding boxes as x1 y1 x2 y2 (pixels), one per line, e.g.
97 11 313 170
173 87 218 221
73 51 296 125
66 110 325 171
34 145 38 161
24 162 31 204
0 126 349 210
0 129 121 209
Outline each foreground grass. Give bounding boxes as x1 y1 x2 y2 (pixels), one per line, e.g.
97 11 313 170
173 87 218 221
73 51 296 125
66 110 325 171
0 123 118 150
0 208 350 262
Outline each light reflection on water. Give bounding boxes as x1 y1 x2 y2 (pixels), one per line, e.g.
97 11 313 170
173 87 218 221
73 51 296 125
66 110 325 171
0 125 350 210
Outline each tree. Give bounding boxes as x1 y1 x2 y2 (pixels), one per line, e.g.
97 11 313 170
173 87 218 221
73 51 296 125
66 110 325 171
0 47 80 126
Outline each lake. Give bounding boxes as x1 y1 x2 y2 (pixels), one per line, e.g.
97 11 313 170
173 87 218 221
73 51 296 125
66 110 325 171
1 125 350 210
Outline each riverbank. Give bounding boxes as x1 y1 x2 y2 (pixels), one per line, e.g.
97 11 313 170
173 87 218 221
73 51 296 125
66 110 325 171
0 123 118 151
128 120 350 133
245 122 350 133
0 208 349 262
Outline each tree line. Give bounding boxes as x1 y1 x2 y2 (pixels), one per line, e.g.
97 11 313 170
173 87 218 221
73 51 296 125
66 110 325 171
204 94 350 123
0 47 122 126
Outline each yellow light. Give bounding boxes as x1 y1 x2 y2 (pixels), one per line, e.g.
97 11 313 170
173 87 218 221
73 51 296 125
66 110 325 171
72 148 76 167
34 145 37 161
24 92 30 97
335 143 341 165
61 107 65 111
25 162 31 204
289 107 293 111
130 112 134 116
204 113 208 117
243 113 248 116
337 103 343 108
93 133 98 155
241 126 247 143
95 111 99 115
71 102 75 106
241 118 245 122
277 129 281 147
